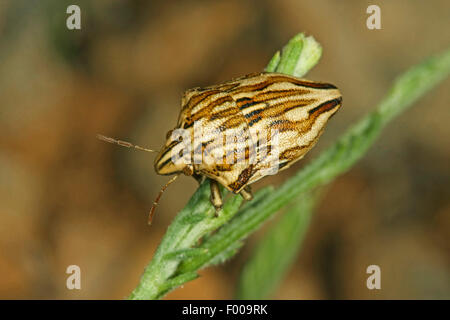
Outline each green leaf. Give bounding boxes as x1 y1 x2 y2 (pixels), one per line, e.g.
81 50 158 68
157 272 199 299
206 240 244 267
271 33 322 77
236 192 318 299
164 248 209 261
265 51 281 73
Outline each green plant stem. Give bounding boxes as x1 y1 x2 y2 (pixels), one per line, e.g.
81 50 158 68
128 182 243 299
236 191 318 299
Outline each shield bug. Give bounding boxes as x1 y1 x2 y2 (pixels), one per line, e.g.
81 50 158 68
99 72 342 224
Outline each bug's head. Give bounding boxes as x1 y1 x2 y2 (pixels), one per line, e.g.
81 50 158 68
154 129 194 176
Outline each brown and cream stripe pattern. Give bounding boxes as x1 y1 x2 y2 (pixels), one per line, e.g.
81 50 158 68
155 72 342 193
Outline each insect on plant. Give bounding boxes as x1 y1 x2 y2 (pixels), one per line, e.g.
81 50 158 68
98 72 342 224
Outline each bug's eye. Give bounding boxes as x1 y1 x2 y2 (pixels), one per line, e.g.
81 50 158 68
166 130 173 140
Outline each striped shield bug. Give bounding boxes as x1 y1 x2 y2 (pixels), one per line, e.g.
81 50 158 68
99 72 342 224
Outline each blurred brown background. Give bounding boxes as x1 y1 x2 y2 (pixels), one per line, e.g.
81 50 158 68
0 0 449 299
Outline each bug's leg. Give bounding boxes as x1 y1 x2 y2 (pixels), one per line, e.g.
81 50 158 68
192 173 206 185
210 180 223 214
240 185 253 201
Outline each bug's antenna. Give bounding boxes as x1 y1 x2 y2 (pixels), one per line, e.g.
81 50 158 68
148 175 179 225
96 134 157 153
